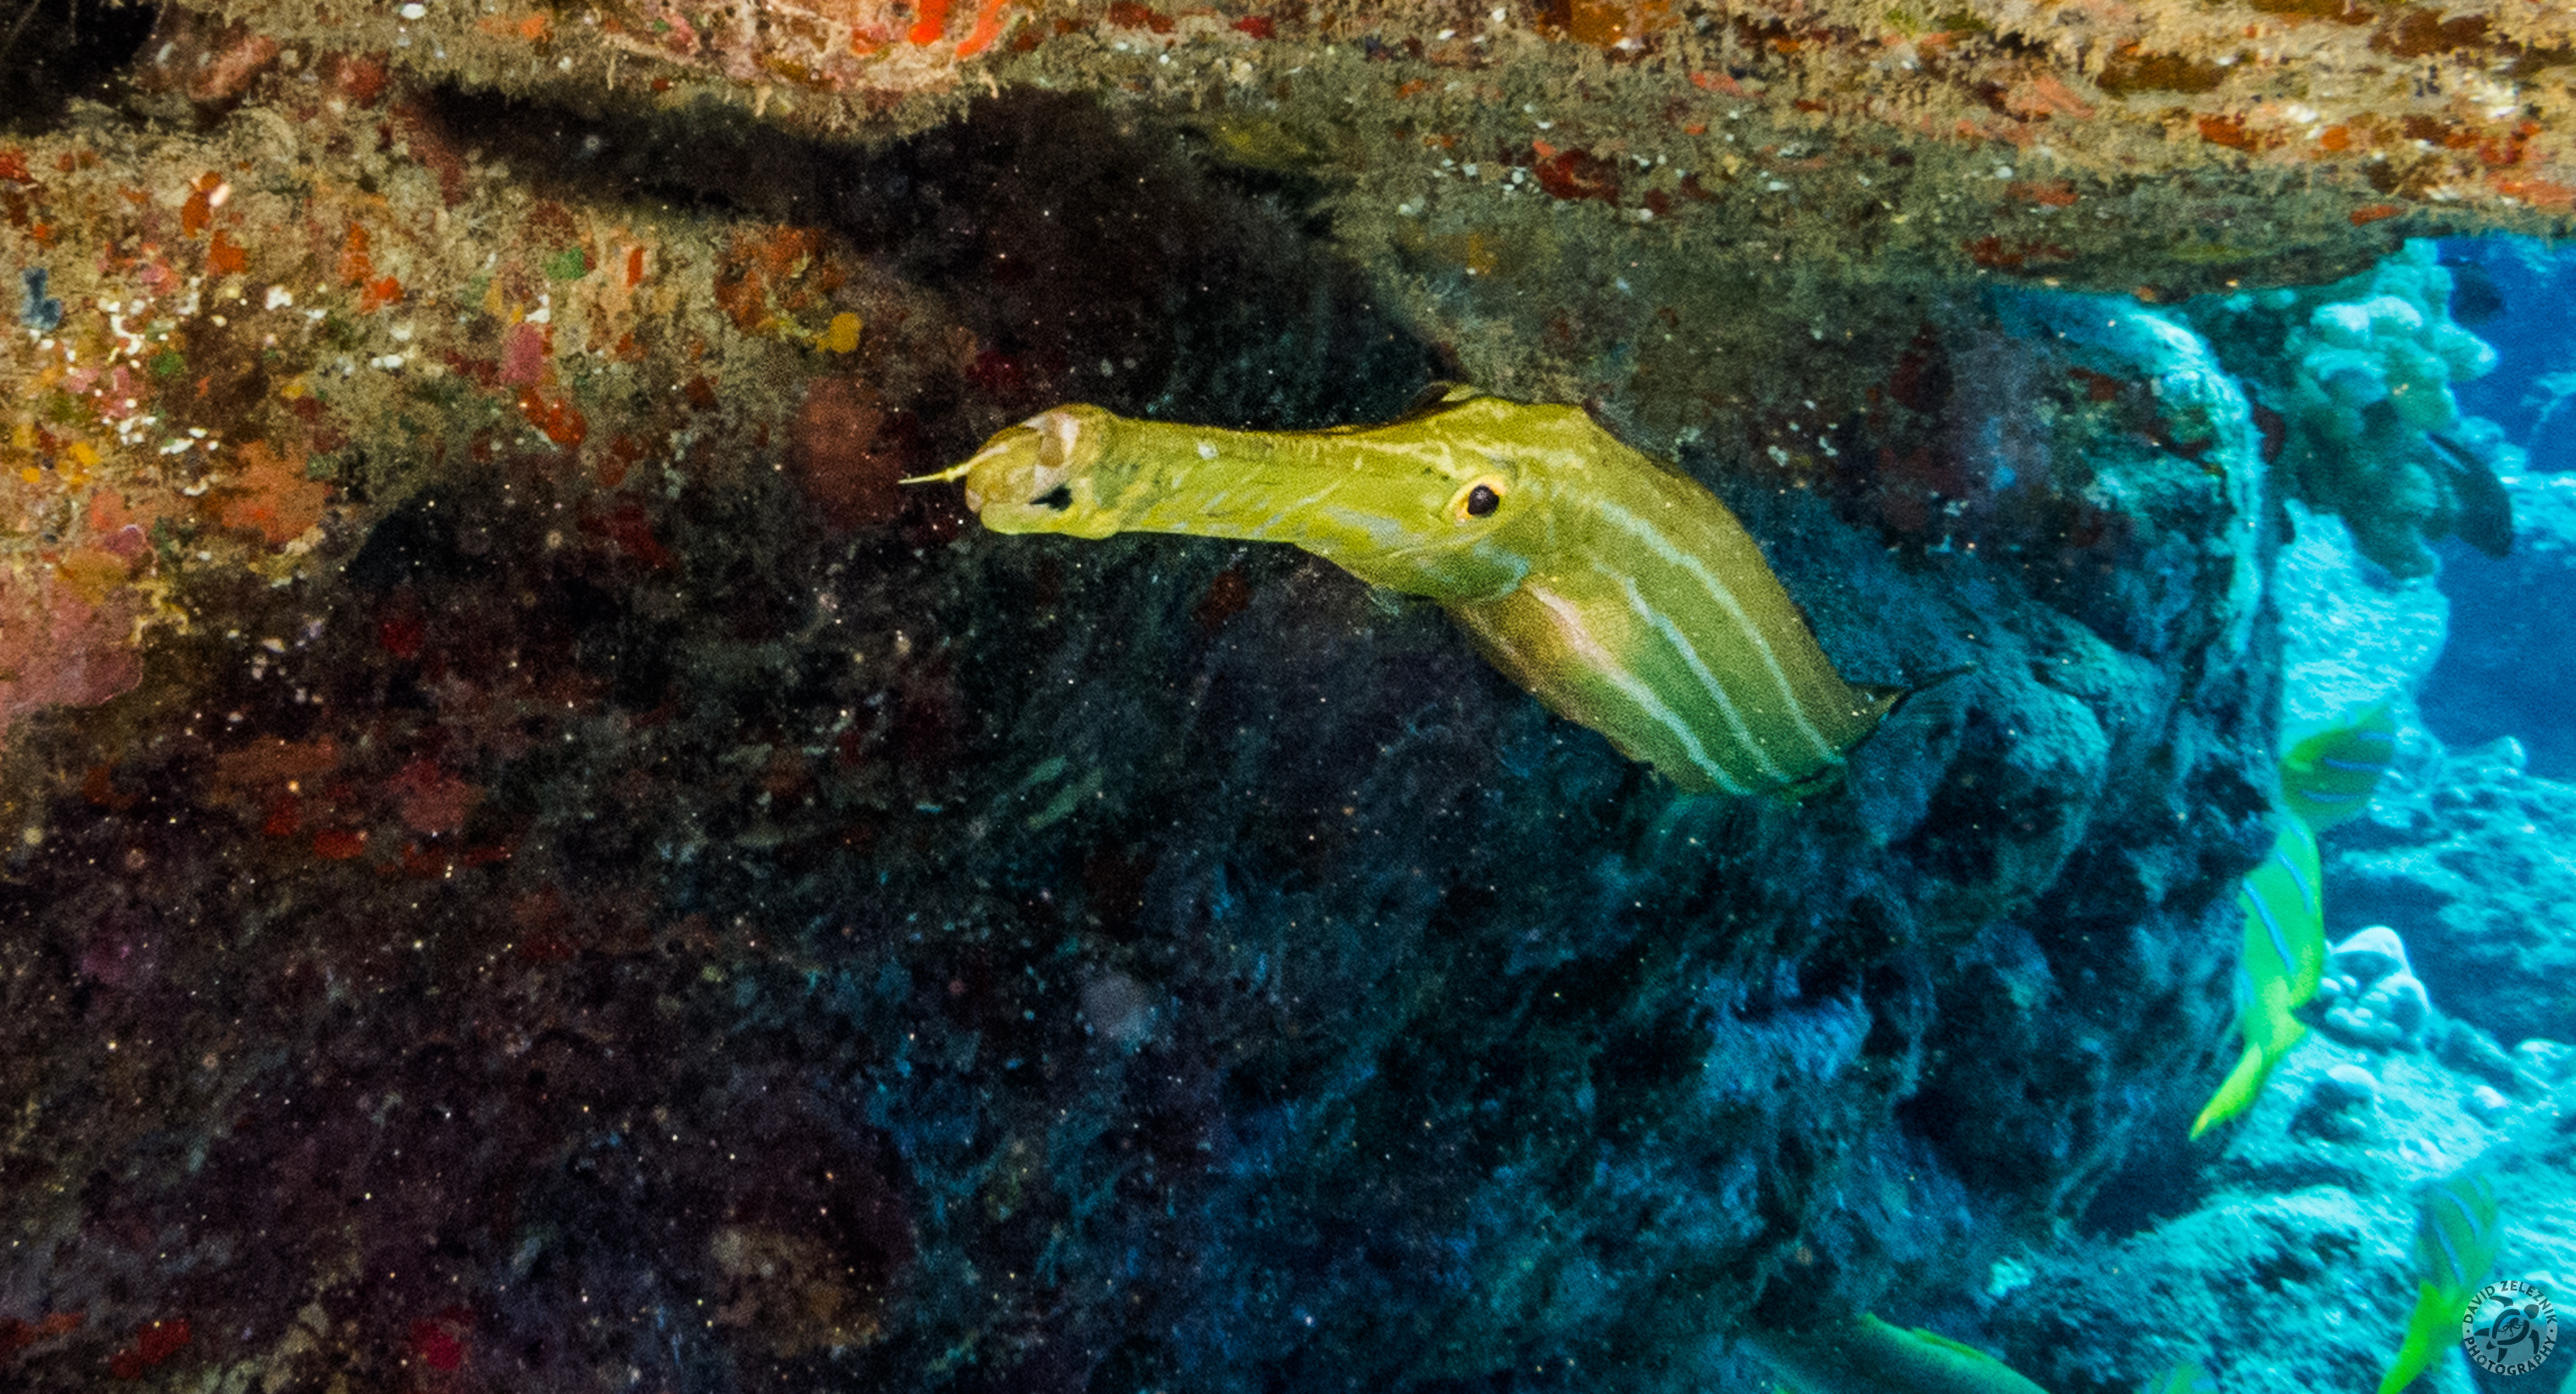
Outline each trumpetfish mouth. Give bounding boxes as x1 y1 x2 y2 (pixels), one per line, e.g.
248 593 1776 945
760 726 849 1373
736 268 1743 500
908 408 1121 535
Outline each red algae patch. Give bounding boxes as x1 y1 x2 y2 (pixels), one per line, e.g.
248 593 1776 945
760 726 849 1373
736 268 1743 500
788 377 909 530
0 568 142 754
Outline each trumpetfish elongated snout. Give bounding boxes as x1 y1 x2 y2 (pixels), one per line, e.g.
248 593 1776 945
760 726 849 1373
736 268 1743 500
909 387 1903 799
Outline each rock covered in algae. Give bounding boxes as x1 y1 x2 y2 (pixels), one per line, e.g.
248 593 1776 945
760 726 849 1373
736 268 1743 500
14 0 2550 1383
93 1 2576 261
0 84 2294 1390
0 67 989 749
12 0 2576 483
2331 747 2576 1052
1984 1043 2574 1394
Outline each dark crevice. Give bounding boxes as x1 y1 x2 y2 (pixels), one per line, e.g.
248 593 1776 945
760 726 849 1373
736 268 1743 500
0 0 159 131
420 85 1436 435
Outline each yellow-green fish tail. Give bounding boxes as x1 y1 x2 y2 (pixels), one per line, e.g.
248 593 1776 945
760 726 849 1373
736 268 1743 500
2192 1038 2271 1140
923 390 1898 797
2377 1282 2455 1394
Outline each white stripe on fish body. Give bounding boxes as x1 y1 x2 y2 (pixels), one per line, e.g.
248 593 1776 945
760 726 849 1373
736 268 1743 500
2272 841 2319 917
1518 584 1752 795
1601 563 1799 787
2318 756 2390 775
1583 495 1843 767
2428 1200 2468 1289
2261 822 2323 991
2244 885 2299 983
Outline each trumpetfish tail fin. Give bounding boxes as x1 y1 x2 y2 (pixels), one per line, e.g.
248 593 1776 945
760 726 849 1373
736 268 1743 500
1888 663 1979 709
1761 666 1973 803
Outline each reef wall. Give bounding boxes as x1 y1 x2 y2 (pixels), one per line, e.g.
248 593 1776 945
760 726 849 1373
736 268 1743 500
10 0 2576 746
1980 503 2576 1394
0 0 2561 1390
0 86 2294 1391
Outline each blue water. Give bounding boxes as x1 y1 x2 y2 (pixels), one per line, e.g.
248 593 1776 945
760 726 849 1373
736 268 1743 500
2444 238 2576 475
2423 238 2576 778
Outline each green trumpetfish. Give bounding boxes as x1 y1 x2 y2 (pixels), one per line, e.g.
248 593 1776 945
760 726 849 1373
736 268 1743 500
1739 1313 2050 1394
2378 1171 2502 1394
915 387 1901 797
2190 815 2324 1138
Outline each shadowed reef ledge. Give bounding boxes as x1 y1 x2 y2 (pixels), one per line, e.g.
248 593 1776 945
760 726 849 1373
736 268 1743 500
0 3 2546 1391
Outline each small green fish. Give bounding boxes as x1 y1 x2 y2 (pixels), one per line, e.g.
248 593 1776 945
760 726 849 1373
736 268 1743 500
2190 701 2390 1137
1739 1313 2050 1394
2279 701 2397 830
915 388 1901 797
2378 1172 2502 1394
2138 1365 2217 1394
2190 816 2324 1139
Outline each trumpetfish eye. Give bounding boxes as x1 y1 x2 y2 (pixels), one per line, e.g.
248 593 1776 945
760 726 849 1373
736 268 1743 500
1456 480 1505 521
1035 485 1075 511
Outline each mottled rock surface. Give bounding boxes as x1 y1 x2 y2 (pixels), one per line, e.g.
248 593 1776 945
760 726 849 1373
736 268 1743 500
2333 745 2576 1052
18 0 2570 1387
1986 1030 2574 1394
2272 501 2447 736
0 91 2287 1390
